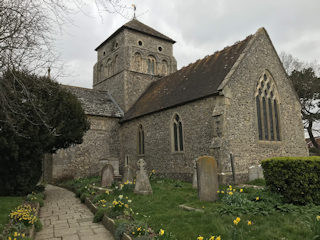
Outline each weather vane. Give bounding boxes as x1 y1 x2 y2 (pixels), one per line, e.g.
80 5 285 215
132 4 136 19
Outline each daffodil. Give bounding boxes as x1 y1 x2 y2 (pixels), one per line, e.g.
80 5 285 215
216 236 221 240
209 236 215 240
317 216 320 221
248 220 252 226
197 236 204 240
256 197 260 201
159 229 165 236
240 189 243 193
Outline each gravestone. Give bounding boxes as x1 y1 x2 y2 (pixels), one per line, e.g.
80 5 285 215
248 165 264 182
196 156 219 201
122 165 134 183
134 159 152 195
192 159 198 189
101 164 114 187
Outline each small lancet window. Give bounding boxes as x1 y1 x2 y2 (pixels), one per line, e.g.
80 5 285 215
147 56 156 75
172 114 184 152
255 71 281 141
138 125 145 155
134 52 142 71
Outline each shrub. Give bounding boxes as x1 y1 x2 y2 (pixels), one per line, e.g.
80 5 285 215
93 208 108 223
261 156 320 205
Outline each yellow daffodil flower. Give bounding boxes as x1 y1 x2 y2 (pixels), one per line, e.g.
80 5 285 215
197 236 204 240
216 236 221 240
256 197 260 201
240 189 243 193
248 220 252 226
159 229 165 236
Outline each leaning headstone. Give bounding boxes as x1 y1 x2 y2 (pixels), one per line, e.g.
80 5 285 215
248 165 264 182
196 156 219 201
134 159 152 195
192 159 198 189
101 164 114 187
122 165 134 183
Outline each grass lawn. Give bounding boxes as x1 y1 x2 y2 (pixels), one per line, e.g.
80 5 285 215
0 196 23 232
61 178 320 240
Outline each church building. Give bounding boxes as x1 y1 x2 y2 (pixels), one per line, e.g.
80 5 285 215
43 18 308 184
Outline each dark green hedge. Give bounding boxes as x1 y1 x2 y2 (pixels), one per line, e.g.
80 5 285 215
261 157 320 205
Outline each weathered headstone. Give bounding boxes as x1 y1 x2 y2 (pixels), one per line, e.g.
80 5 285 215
134 159 152 195
122 165 134 183
101 164 114 187
248 165 264 182
196 155 219 201
192 159 198 189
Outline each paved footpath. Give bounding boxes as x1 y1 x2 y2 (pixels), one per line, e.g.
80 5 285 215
35 185 114 240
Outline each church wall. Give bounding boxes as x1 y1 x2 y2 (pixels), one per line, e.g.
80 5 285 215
220 30 308 183
119 96 217 181
50 115 120 182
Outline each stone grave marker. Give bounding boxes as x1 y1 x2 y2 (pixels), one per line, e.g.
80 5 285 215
196 155 219 201
101 164 114 187
248 165 264 182
192 159 198 189
122 165 134 183
134 159 152 195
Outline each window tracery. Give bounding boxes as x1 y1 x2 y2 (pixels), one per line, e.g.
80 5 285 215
255 71 281 141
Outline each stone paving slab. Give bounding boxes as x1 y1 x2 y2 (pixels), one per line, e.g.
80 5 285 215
35 185 114 240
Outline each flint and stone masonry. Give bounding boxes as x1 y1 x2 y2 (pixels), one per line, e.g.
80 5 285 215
44 18 308 184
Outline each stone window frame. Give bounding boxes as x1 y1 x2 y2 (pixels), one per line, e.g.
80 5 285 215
113 55 118 74
137 124 145 156
106 58 112 78
133 51 142 72
255 70 281 142
147 55 157 75
170 113 184 153
161 59 168 76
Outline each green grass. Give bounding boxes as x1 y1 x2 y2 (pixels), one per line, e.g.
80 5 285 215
0 196 23 232
62 178 319 240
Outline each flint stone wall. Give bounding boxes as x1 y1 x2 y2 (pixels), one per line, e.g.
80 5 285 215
49 115 120 182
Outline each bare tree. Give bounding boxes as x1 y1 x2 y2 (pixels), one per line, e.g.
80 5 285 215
280 52 320 150
0 0 127 132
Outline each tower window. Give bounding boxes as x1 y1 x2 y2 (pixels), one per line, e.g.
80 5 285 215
147 56 156 75
134 52 142 71
158 46 163 52
255 71 281 141
138 40 143 46
172 114 184 152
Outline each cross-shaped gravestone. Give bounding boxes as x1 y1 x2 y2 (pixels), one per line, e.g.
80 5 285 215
134 159 152 195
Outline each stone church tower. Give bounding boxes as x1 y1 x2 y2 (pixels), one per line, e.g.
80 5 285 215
92 19 177 112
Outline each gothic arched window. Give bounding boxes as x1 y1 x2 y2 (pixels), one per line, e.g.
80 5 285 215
255 71 281 141
172 114 184 152
134 52 142 72
138 125 145 155
147 55 156 75
161 60 168 76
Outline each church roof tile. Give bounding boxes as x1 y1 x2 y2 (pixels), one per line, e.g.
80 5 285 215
62 85 123 118
121 34 253 122
95 19 175 50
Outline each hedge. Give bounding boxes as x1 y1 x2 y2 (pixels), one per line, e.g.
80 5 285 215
261 156 320 205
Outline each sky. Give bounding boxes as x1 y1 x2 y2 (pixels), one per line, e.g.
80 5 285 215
53 0 320 88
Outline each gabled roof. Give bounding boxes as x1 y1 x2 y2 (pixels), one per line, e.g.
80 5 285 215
95 19 175 51
121 33 254 122
62 85 123 118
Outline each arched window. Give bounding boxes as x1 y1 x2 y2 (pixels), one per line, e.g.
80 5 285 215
255 71 281 141
138 125 145 155
134 52 142 71
147 55 156 75
161 60 168 76
106 58 112 77
113 55 118 74
172 114 184 152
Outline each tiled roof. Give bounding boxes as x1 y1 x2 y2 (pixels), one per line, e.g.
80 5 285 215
121 34 253 122
95 19 175 50
62 85 123 118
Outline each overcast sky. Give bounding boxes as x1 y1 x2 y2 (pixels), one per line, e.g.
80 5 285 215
54 0 320 88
